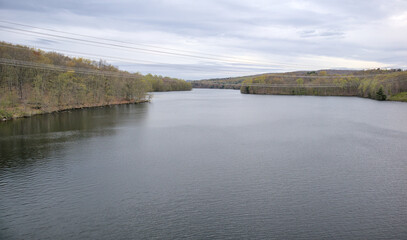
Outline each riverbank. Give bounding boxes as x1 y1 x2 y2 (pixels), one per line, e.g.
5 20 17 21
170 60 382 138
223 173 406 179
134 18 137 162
0 42 192 122
0 99 150 122
192 69 407 102
240 85 407 102
388 92 407 102
241 88 407 102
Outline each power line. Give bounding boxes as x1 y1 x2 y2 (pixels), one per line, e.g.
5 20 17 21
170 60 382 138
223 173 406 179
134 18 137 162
0 43 277 73
0 22 321 69
0 20 324 69
0 25 280 67
0 20 398 76
0 26 293 70
0 42 201 71
0 42 167 65
0 58 142 79
0 20 257 61
0 42 398 80
214 83 352 88
2 58 403 88
193 72 401 79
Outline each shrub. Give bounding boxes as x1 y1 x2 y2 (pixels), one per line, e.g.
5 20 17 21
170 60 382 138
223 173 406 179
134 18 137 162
376 87 387 101
0 109 13 120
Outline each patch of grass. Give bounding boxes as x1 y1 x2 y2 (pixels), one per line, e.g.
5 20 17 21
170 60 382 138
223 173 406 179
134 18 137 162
0 109 13 120
388 92 407 102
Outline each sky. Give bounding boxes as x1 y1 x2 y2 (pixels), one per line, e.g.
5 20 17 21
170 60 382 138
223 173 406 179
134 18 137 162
0 0 406 80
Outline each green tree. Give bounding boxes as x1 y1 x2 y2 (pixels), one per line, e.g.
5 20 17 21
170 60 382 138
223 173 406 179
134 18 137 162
376 87 387 101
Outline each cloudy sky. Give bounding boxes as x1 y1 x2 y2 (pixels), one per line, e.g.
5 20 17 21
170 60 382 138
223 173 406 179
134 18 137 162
0 0 406 79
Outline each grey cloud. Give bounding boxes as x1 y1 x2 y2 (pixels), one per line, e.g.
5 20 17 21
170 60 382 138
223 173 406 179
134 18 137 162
299 30 345 38
0 0 406 79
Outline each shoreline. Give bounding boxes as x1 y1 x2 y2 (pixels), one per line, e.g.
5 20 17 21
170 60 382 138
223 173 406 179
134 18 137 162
1 99 150 122
192 87 407 102
240 91 407 102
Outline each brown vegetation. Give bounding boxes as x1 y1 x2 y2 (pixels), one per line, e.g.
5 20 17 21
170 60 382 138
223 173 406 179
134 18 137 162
0 42 191 120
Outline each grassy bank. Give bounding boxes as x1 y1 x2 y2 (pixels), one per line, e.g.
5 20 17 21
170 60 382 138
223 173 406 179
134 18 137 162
388 92 407 102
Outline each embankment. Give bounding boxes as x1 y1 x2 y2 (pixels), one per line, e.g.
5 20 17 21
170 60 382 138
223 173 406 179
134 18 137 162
192 69 407 102
0 98 150 121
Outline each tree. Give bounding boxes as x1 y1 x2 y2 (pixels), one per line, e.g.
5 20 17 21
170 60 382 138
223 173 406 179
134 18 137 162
29 74 44 108
319 71 327 76
376 87 387 101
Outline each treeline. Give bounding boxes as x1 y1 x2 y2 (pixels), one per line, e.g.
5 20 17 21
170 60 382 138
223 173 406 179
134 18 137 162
0 42 191 120
240 70 407 101
145 73 192 92
192 78 243 90
192 69 407 101
191 74 271 89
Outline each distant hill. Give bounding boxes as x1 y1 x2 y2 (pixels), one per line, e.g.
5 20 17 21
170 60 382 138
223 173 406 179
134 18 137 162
191 69 407 101
192 69 401 88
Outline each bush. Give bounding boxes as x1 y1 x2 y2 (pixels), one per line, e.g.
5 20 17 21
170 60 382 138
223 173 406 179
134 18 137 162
376 87 387 101
388 92 407 102
0 109 13 120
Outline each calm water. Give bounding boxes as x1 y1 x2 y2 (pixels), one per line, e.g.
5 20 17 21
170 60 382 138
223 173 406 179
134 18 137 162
1 89 407 239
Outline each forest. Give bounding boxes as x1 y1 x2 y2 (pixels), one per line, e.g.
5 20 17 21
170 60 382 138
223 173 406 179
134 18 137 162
192 69 407 101
0 42 191 120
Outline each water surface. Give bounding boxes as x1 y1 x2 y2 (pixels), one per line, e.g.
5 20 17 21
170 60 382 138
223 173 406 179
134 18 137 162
1 89 407 239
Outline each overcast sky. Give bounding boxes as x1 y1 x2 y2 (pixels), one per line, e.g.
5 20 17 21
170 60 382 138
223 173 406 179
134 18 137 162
1 0 406 79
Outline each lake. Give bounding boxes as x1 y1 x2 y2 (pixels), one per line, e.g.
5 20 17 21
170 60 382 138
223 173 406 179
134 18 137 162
1 89 407 239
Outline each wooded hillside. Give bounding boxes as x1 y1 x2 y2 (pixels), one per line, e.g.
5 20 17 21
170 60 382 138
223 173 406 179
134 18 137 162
0 42 191 120
192 69 407 101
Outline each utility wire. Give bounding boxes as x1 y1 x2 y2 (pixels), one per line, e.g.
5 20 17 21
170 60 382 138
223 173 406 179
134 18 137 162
0 23 320 69
0 58 142 79
1 58 404 90
0 43 276 73
0 21 399 76
0 20 259 61
0 20 324 69
0 26 292 70
1 57 401 81
0 25 281 66
194 72 402 79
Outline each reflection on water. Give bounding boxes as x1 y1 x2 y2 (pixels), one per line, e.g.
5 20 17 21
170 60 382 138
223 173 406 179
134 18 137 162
0 104 148 168
1 89 407 239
